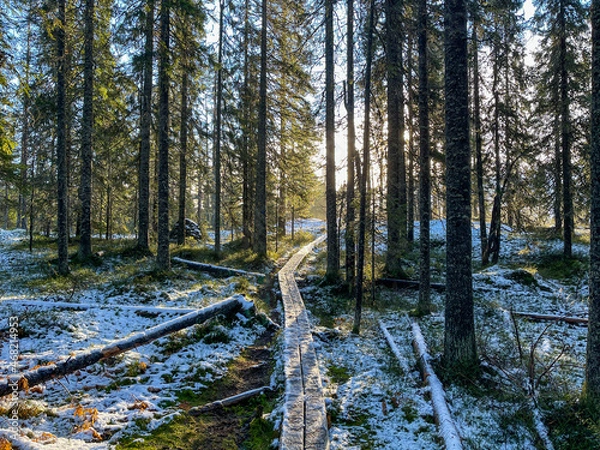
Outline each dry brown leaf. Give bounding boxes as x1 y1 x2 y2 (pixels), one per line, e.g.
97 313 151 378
128 400 149 411
90 428 103 441
17 377 29 393
33 432 57 443
0 437 11 450
381 399 388 416
30 385 43 394
74 405 99 427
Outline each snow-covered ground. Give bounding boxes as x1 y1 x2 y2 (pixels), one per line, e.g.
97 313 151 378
0 229 266 449
299 223 593 449
1 222 594 449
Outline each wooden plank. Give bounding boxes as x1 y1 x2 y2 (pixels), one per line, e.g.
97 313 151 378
279 236 329 450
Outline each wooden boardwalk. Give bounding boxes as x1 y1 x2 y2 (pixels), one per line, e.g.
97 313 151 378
279 235 329 450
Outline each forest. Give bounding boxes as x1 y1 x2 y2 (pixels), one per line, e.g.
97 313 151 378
1 0 600 448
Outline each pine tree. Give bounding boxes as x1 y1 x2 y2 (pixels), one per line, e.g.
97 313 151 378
417 0 431 314
253 0 268 257
56 0 69 275
443 0 477 371
385 0 407 278
586 0 600 411
214 0 224 254
345 0 356 292
534 0 588 257
156 0 171 270
325 0 339 281
354 0 375 335
137 0 154 254
78 0 94 261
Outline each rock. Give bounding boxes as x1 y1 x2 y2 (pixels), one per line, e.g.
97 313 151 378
170 218 204 242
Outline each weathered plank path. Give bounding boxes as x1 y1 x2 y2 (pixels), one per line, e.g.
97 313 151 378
279 235 329 450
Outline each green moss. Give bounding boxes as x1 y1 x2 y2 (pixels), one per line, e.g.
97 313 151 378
545 396 600 450
402 404 418 423
245 415 276 450
327 364 351 384
535 254 587 281
506 269 538 287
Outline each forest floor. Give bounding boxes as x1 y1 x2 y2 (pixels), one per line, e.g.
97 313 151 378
0 221 599 449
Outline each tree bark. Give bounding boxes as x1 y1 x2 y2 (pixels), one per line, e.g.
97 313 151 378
215 0 224 254
18 10 32 230
354 0 375 335
385 0 406 277
78 0 94 261
241 0 253 249
325 0 339 281
586 0 600 408
253 0 268 258
137 0 154 253
559 0 573 258
178 65 189 246
472 16 487 265
418 0 431 314
553 110 562 232
156 0 171 270
443 0 477 371
407 37 415 244
345 0 356 292
56 0 69 276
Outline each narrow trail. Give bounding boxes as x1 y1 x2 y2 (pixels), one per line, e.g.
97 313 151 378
278 235 329 450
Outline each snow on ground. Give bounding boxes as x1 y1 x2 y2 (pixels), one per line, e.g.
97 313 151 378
0 229 266 449
314 313 440 450
300 223 592 449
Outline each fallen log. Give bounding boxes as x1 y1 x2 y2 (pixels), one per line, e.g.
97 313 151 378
172 257 265 279
378 320 410 374
1 298 198 314
376 278 446 292
412 321 463 450
0 295 253 398
512 311 588 325
188 385 271 415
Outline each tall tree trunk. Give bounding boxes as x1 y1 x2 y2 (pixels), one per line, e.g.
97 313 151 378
345 0 356 292
178 65 189 246
241 0 252 249
407 37 415 244
325 0 339 281
56 0 69 275
472 16 487 265
253 0 268 257
278 117 286 239
443 0 477 371
484 38 502 266
586 0 600 408
559 0 573 257
354 0 375 335
385 0 406 277
553 110 562 232
214 0 224 254
137 0 154 253
417 0 431 314
156 0 171 270
78 0 94 261
105 184 112 240
18 10 32 230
